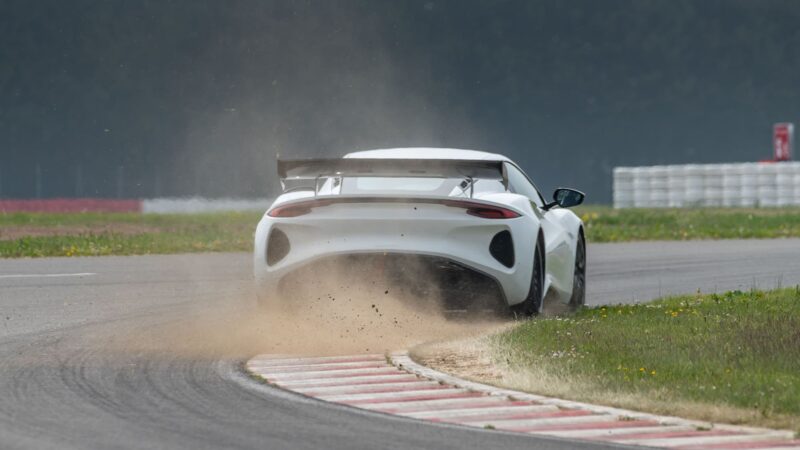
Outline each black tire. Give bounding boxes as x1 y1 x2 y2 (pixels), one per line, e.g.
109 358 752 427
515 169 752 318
511 235 545 318
568 232 586 310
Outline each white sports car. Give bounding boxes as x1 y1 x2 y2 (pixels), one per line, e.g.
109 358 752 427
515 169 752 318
253 148 585 316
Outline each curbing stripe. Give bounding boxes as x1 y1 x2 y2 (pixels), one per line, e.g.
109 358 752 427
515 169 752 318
246 353 799 449
294 381 445 396
457 414 613 430
337 390 477 405
275 374 420 388
251 362 387 373
680 441 800 450
390 352 796 438
250 354 384 366
744 447 800 450
603 430 739 442
619 433 795 448
254 367 401 380
404 404 558 419
514 420 662 433
541 425 696 439
368 398 531 413
249 360 388 370
442 409 594 424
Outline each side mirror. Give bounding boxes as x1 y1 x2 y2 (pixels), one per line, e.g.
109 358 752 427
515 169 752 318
545 188 585 210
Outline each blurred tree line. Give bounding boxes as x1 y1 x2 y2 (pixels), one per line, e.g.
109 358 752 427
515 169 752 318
1 0 799 200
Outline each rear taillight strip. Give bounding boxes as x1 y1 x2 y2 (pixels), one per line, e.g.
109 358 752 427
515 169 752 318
268 197 520 219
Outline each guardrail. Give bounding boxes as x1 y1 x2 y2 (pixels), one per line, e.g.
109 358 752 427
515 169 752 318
613 162 800 208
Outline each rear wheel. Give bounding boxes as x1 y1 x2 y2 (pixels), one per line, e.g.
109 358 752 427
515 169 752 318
568 232 586 310
511 235 544 318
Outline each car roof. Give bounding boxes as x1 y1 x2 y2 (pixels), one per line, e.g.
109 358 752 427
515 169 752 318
344 147 510 162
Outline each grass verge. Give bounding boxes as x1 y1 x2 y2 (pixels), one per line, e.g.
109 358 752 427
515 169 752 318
0 212 261 257
577 206 800 241
414 288 800 431
4 206 800 257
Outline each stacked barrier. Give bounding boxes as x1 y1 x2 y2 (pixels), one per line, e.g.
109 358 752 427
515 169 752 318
613 162 800 208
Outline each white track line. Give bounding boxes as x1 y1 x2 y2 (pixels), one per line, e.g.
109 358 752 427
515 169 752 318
0 272 96 279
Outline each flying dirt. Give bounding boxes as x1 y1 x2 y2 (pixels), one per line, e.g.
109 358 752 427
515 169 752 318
113 260 505 360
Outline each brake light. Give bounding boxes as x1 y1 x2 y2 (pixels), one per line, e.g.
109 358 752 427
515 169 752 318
466 207 520 219
268 199 335 217
442 200 520 219
267 198 520 219
268 204 312 217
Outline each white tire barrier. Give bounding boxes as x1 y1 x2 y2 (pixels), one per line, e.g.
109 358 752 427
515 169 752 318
666 165 685 208
757 164 778 208
141 197 272 214
794 163 800 205
776 163 795 207
612 167 634 209
632 167 650 208
613 162 800 208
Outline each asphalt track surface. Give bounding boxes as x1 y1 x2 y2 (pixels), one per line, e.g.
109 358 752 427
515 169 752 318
1 239 800 449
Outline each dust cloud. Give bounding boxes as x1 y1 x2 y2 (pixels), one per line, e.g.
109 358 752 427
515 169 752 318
115 257 506 359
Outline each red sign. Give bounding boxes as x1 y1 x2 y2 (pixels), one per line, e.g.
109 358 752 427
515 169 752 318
774 123 793 161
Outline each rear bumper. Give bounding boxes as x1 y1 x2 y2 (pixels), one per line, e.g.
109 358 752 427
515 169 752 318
252 202 537 307
273 253 509 312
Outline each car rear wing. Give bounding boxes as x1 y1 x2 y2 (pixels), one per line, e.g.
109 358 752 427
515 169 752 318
277 158 508 195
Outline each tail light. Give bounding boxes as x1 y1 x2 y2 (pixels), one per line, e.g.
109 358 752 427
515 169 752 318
442 200 521 219
268 199 334 217
268 204 311 217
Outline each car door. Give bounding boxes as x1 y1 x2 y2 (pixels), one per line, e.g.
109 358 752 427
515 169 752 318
504 162 573 294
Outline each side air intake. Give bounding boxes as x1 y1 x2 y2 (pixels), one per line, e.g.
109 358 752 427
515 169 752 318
489 230 514 268
266 228 290 266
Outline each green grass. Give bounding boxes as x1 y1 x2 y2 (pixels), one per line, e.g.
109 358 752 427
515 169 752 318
494 288 800 429
577 206 800 242
0 212 262 257
4 206 800 257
